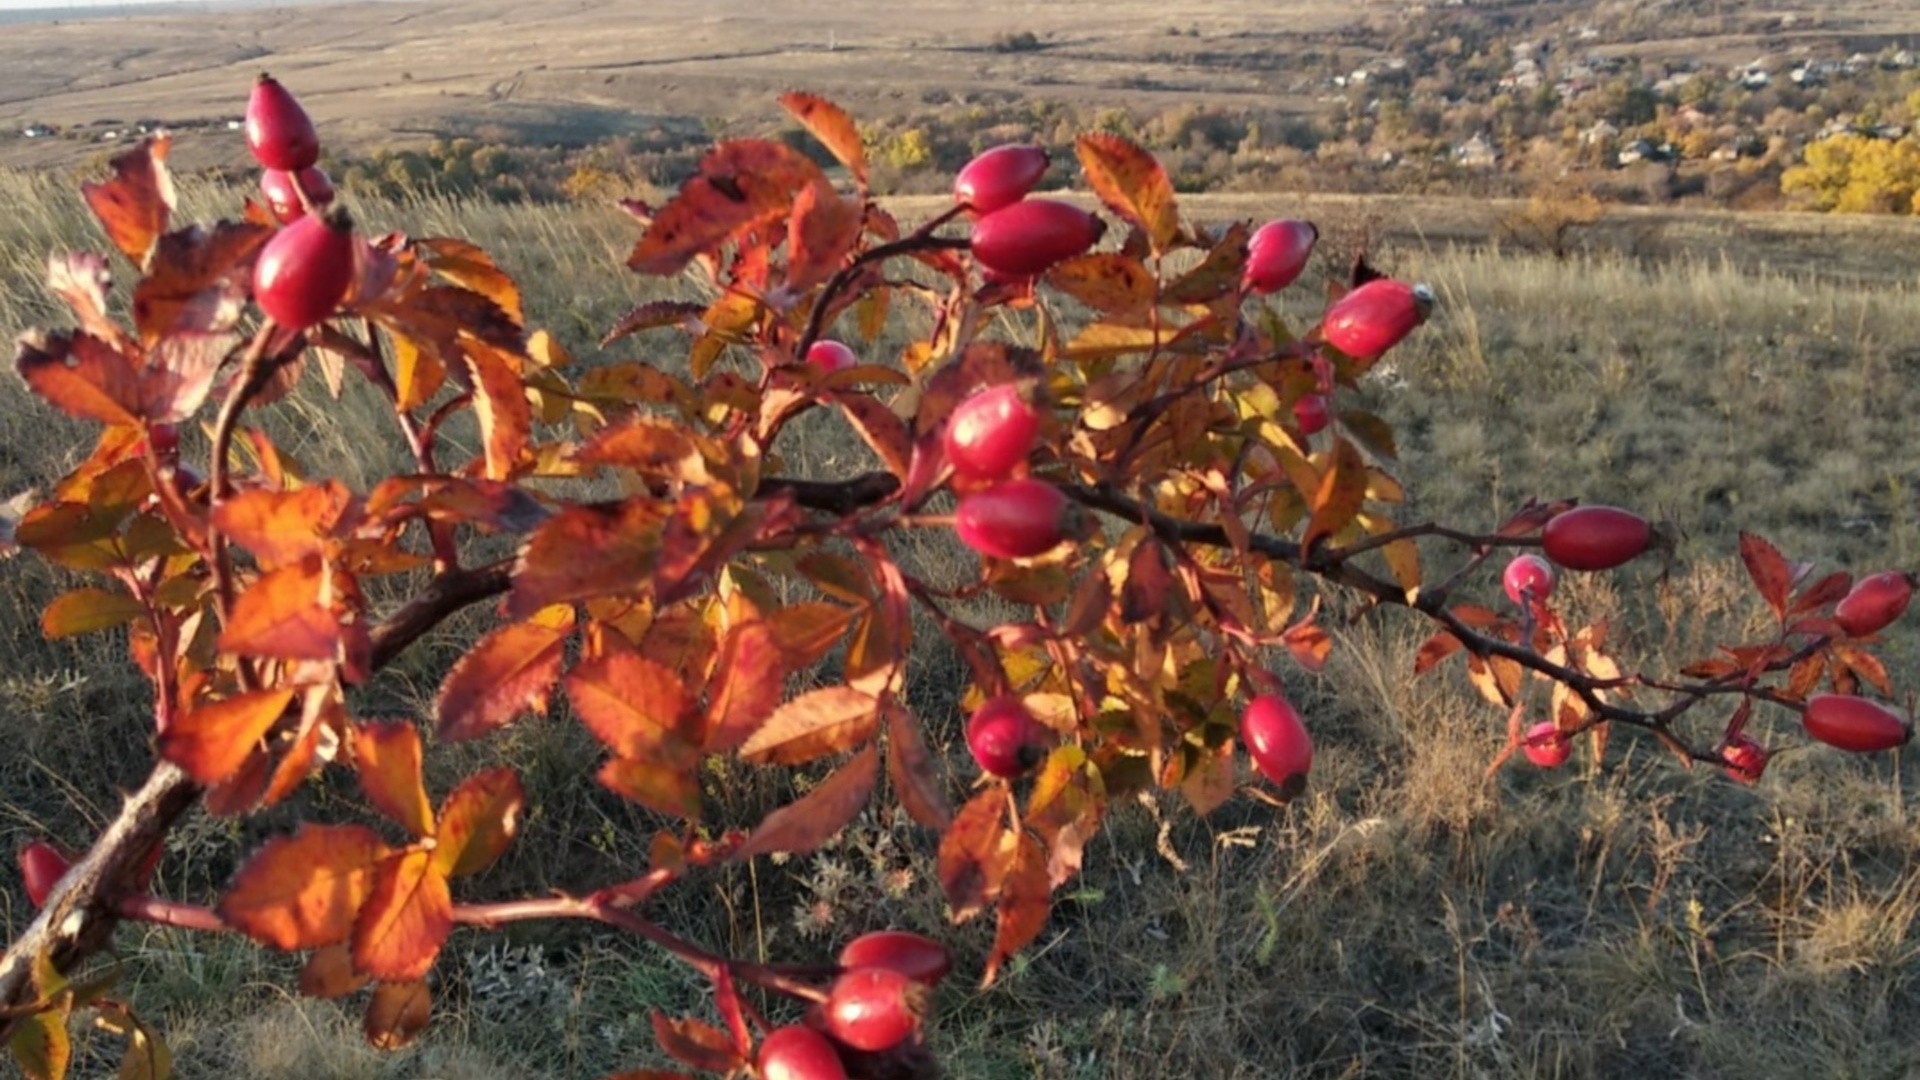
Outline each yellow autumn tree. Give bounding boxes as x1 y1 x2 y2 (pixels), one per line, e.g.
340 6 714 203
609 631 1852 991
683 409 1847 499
1781 133 1920 214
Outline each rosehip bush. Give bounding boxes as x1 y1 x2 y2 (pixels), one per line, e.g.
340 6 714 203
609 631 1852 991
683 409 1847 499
2 87 1916 1080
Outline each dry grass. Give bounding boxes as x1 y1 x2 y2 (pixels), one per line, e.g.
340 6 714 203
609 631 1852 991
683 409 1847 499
5 174 1920 1079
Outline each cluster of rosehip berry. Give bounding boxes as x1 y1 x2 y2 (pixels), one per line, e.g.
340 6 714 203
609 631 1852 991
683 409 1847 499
244 74 358 332
756 930 950 1079
1497 507 1914 780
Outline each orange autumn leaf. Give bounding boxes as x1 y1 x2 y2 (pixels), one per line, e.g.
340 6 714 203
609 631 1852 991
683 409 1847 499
363 980 432 1051
159 687 297 785
983 830 1050 987
218 824 390 950
217 557 360 664
432 767 524 878
734 745 877 859
353 848 452 983
210 482 359 569
433 605 574 742
567 649 694 759
737 686 879 766
351 722 434 838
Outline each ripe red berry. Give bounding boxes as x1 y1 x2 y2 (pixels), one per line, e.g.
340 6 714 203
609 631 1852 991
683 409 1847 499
965 696 1049 779
1802 694 1913 753
1241 693 1312 798
1833 571 1914 638
953 144 1049 216
260 166 336 223
806 339 858 374
1522 721 1572 768
970 199 1106 279
252 207 356 330
838 931 953 987
1293 394 1331 436
245 72 320 172
954 479 1087 560
1243 219 1318 295
1503 554 1557 606
1540 506 1652 572
758 1025 849 1080
18 842 70 909
1720 734 1769 784
146 422 180 461
823 967 925 1053
945 383 1042 481
1320 279 1433 359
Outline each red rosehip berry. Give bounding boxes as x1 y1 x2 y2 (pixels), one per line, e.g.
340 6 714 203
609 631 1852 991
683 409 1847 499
1243 219 1318 295
838 931 953 987
965 696 1049 779
823 967 926 1053
758 1025 849 1080
252 206 356 330
17 841 70 909
1540 506 1652 572
806 339 858 374
1833 571 1914 638
1241 693 1312 799
146 422 180 461
945 383 1042 481
954 479 1088 560
260 165 336 223
1720 734 1769 784
1522 721 1572 768
1320 279 1433 359
245 72 320 172
970 199 1105 279
1293 394 1331 436
953 144 1049 216
1503 554 1557 606
1802 694 1913 753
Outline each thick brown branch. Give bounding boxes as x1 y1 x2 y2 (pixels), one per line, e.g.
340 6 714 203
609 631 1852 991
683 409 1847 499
760 471 900 516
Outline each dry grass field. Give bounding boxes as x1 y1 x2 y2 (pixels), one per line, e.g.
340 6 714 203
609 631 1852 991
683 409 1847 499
2 163 1920 1079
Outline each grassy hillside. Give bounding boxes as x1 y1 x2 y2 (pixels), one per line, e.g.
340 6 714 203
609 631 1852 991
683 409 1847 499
3 174 1920 1079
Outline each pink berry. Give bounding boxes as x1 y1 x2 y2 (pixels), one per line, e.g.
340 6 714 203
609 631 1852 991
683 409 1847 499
1320 279 1432 359
806 339 858 374
953 144 1049 216
1502 554 1557 606
1243 219 1317 295
970 200 1106 279
965 696 1048 778
945 383 1041 481
1241 693 1312 798
1522 721 1571 768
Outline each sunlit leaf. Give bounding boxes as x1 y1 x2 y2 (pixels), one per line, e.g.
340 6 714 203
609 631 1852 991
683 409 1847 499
40 587 144 638
508 497 665 617
160 688 297 785
433 606 575 742
983 831 1049 987
628 140 825 276
210 482 358 569
1075 132 1179 254
786 181 863 293
432 767 524 878
1302 437 1367 551
738 685 879 766
462 339 532 481
352 849 452 983
938 787 1012 923
779 91 867 186
568 649 694 759
82 135 175 270
351 722 434 839
703 620 787 752
218 824 389 950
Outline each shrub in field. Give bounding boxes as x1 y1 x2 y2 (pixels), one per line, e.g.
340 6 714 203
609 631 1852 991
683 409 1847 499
1 82 1914 1079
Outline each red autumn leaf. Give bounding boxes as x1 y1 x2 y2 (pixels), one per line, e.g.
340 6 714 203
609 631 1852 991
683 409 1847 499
568 649 695 758
600 300 706 347
1075 132 1178 255
886 701 953 830
703 620 787 752
432 767 525 878
1179 739 1237 817
133 220 271 342
1789 570 1853 617
351 722 434 839
160 687 297 785
835 393 913 480
1414 631 1463 675
765 601 859 667
363 980 432 1051
460 338 532 481
40 586 145 639
627 139 825 276
508 497 666 618
779 91 867 186
1303 437 1368 551
734 745 878 859
433 606 575 742
650 1013 745 1075
1738 531 1792 619
598 755 705 820
653 490 769 608
210 482 359 569
82 135 175 270
983 830 1050 987
218 824 390 950
786 181 864 293
297 943 370 999
217 557 360 664
938 787 1013 923
15 331 144 427
1025 746 1104 887
738 686 879 766
353 848 453 983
